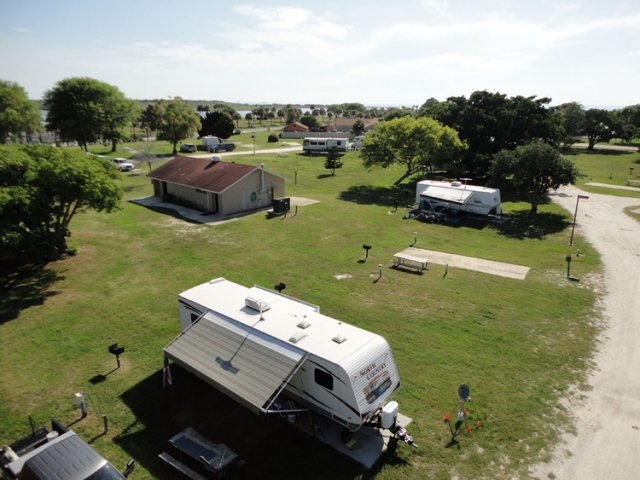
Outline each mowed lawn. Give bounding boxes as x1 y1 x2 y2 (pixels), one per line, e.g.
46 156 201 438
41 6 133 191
0 148 619 479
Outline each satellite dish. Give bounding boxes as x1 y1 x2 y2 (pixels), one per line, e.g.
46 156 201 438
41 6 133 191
458 384 470 400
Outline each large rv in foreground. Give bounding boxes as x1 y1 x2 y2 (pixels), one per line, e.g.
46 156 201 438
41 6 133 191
164 278 410 438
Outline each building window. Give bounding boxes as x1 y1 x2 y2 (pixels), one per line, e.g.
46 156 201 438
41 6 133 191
190 313 199 323
314 368 333 390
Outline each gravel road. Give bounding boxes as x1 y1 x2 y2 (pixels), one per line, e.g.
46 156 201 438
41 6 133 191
532 185 640 479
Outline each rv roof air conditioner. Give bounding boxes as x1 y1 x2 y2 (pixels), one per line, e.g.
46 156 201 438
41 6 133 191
297 321 311 329
451 181 462 187
245 296 271 312
332 335 347 344
289 332 308 344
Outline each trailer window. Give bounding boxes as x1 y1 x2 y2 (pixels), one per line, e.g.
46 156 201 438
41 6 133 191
314 369 333 390
190 313 199 323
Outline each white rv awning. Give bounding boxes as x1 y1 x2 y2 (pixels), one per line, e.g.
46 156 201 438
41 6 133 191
420 185 474 205
164 311 307 414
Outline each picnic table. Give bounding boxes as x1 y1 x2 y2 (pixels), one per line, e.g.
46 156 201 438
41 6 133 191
391 253 429 273
163 427 240 479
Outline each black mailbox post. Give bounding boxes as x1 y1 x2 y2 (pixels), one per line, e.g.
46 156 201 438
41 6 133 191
108 343 125 368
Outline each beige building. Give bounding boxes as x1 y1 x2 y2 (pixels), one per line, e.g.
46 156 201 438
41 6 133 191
147 156 286 215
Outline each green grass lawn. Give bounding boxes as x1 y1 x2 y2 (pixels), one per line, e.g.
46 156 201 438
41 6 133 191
0 150 610 479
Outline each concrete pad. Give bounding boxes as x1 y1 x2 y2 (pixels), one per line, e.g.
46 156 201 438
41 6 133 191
130 196 319 224
400 247 530 280
288 411 413 468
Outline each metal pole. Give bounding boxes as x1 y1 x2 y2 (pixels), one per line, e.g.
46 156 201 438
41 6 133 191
569 195 589 246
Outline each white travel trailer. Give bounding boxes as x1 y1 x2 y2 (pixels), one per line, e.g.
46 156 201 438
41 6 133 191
302 137 349 153
416 180 502 216
163 278 411 438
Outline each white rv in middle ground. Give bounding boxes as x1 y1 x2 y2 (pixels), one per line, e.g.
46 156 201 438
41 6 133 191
163 278 411 437
416 180 502 216
302 137 349 153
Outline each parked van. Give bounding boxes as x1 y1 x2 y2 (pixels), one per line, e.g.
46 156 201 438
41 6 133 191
352 136 365 151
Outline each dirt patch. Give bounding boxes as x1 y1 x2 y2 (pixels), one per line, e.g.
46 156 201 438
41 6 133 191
398 247 530 280
290 196 319 207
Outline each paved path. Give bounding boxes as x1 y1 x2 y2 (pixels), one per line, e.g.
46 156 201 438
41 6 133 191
585 182 640 192
571 143 638 152
190 145 302 159
532 185 640 479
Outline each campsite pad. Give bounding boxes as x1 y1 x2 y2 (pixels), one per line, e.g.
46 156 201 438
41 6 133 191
401 247 530 280
287 410 413 468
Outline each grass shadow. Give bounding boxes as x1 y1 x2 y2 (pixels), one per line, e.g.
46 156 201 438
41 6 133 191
493 210 570 240
317 173 335 179
339 185 414 208
118 366 366 480
0 264 64 325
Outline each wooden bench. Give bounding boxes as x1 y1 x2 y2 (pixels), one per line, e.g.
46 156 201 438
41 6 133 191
391 253 428 273
129 168 144 176
158 452 208 480
625 179 640 187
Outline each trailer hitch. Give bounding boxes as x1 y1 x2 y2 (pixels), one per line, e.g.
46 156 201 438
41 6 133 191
390 423 418 448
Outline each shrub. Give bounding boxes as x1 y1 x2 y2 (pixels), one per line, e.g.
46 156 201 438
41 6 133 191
268 133 279 143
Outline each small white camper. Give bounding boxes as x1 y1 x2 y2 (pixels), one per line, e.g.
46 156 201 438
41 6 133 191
302 137 349 153
416 180 502 216
163 278 407 434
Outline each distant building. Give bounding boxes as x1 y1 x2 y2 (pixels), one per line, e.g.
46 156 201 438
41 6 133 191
333 118 379 132
283 122 309 132
147 156 286 215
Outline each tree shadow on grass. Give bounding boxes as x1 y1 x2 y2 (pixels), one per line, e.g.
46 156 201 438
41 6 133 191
493 210 570 240
339 185 415 208
0 263 64 325
118 366 367 480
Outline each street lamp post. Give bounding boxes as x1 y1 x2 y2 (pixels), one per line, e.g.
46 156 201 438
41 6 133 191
252 134 256 155
567 194 589 279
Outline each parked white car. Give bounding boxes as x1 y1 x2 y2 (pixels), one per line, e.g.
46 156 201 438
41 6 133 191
112 158 134 172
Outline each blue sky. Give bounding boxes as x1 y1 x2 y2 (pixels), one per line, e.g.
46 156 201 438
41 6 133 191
1 0 639 107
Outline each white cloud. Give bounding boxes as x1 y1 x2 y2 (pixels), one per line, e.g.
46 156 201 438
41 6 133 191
12 27 32 33
422 0 448 16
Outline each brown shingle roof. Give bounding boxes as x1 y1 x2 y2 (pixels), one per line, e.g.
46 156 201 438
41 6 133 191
147 156 257 193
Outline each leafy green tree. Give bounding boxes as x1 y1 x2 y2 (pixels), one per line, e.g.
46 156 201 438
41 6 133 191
361 116 466 185
245 112 253 127
419 97 439 110
283 106 302 125
584 109 616 150
299 115 321 129
490 142 583 214
100 89 137 151
556 102 586 137
156 97 201 155
198 111 235 139
0 80 43 143
277 109 285 125
383 107 413 121
352 119 365 136
140 103 162 141
324 147 344 175
44 77 135 152
613 105 640 143
0 144 122 262
232 111 242 128
422 90 563 172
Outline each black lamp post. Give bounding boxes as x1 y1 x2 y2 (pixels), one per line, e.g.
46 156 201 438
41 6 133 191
362 244 372 260
567 195 589 278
